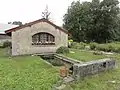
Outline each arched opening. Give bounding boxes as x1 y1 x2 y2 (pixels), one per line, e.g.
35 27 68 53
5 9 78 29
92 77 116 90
32 32 55 45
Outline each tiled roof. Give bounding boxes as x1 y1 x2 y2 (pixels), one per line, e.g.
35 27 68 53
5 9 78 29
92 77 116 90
5 18 68 34
0 23 18 34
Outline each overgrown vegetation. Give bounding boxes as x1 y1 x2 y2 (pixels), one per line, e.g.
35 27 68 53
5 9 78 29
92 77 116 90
56 46 69 54
2 41 12 48
70 42 120 53
90 42 120 53
70 42 87 50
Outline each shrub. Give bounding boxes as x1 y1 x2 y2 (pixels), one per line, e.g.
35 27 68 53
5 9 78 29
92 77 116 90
96 44 115 52
80 42 86 46
93 51 103 55
3 41 12 48
96 44 109 52
0 42 4 48
71 42 86 49
90 42 98 50
69 41 120 53
108 45 114 52
114 47 120 53
0 45 3 48
85 45 90 50
56 46 69 54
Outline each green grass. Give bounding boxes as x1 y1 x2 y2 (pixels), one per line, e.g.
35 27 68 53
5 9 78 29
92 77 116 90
0 49 59 90
63 49 106 62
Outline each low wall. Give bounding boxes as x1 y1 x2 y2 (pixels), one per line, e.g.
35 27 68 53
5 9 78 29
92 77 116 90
54 54 82 68
73 58 115 79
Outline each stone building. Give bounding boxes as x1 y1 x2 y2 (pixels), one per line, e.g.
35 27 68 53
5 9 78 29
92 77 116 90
0 23 18 46
5 18 68 56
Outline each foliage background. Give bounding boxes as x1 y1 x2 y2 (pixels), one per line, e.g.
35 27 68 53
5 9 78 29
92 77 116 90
63 0 120 43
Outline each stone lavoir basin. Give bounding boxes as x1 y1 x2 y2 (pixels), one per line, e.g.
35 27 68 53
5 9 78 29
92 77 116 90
40 54 116 80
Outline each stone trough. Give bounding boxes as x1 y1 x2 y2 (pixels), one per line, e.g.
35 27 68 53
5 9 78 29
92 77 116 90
54 55 115 80
39 53 116 90
73 58 116 79
38 53 116 80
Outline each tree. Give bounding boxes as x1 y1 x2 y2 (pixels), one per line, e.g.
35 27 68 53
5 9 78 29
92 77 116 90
41 5 51 20
87 0 101 42
63 0 120 43
8 21 23 26
63 1 92 42
99 0 120 42
93 0 120 42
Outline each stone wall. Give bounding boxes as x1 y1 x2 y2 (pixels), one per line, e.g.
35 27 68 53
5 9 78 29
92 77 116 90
73 58 115 79
12 22 68 56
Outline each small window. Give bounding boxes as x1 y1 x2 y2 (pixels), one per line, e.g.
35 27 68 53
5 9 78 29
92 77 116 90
32 32 55 45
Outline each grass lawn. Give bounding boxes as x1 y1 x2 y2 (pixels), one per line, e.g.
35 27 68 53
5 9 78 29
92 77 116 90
63 49 106 62
1 47 120 90
0 48 59 90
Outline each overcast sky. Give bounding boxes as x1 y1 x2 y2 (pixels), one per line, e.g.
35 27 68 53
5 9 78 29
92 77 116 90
0 0 97 26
